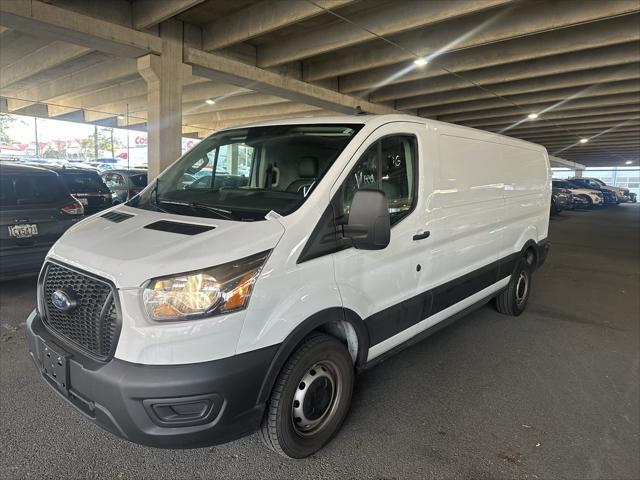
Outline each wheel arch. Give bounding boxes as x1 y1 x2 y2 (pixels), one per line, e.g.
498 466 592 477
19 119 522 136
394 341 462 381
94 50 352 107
256 307 369 405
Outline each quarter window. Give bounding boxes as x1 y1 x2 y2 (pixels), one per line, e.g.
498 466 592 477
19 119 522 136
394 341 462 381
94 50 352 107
337 135 417 226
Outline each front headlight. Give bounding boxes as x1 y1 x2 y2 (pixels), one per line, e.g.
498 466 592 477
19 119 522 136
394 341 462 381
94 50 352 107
142 250 270 321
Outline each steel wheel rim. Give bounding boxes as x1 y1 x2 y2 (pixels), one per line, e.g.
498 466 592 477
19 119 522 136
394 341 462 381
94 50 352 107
291 360 341 436
515 271 529 306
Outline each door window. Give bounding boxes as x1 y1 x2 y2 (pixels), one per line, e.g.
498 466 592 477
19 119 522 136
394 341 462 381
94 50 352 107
337 135 417 225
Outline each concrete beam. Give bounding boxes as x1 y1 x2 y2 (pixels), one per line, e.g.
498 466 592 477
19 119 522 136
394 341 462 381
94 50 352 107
371 43 640 103
47 0 133 27
342 16 640 97
544 138 640 148
518 130 640 143
0 32 50 68
5 58 138 111
548 156 586 170
0 41 90 89
202 0 356 51
183 102 324 126
409 79 640 117
138 20 184 180
86 91 286 123
483 114 640 132
305 1 640 82
0 0 161 57
488 119 640 136
184 47 395 115
46 79 146 116
435 93 640 123
182 94 288 115
133 0 205 30
462 105 640 129
258 0 511 68
402 64 640 113
182 110 338 133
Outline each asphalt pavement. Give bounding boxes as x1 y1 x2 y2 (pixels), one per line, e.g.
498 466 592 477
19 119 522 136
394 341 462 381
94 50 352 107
1 204 639 479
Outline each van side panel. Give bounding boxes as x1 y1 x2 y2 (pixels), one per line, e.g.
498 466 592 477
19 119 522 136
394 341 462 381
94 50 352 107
367 126 549 361
429 132 504 286
499 144 550 261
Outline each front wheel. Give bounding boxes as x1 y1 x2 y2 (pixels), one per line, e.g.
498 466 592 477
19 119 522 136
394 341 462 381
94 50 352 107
495 258 532 316
260 333 354 458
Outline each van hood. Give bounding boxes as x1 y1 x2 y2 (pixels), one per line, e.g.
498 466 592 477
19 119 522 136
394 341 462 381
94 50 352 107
48 205 285 288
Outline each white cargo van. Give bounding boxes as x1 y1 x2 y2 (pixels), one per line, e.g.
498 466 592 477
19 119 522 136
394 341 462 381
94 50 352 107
26 114 550 458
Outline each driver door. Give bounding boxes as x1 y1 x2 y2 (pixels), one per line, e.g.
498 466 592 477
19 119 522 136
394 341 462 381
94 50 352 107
331 122 429 361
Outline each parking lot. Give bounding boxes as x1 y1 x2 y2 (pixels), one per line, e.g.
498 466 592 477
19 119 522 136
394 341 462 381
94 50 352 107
1 204 638 480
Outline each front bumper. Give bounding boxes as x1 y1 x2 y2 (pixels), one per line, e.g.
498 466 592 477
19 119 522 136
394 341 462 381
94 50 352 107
572 196 590 207
25 310 278 448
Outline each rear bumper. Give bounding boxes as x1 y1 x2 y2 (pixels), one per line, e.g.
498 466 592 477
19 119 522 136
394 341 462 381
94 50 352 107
25 310 278 448
0 246 50 279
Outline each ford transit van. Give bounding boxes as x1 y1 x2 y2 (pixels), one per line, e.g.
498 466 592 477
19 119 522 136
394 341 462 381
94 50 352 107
25 114 551 458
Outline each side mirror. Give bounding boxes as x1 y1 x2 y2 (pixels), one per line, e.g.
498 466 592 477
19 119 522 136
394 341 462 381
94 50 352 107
342 189 390 250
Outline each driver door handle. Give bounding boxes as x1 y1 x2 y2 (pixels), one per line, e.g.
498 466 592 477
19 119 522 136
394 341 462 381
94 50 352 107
413 231 430 241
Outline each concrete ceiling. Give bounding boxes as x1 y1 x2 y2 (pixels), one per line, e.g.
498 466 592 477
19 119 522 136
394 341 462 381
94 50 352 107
0 0 639 166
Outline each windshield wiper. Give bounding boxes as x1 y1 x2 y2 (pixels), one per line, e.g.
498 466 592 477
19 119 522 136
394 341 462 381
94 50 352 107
158 200 236 220
147 179 169 213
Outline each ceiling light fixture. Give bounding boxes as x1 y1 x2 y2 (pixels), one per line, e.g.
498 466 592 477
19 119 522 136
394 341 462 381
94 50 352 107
117 115 125 120
205 98 216 105
527 113 539 120
625 160 633 165
413 58 428 67
579 138 589 144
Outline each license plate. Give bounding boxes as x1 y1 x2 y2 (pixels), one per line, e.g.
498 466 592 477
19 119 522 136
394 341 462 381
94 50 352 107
40 339 70 392
8 223 38 238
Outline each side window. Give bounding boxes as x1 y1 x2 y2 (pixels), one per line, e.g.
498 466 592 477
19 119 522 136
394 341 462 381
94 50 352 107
337 135 417 226
103 173 125 188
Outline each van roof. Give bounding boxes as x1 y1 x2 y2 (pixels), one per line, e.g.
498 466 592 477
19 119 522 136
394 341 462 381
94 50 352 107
216 114 546 151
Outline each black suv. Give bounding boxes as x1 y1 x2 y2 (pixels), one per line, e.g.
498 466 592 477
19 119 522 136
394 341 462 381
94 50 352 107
38 165 112 215
0 163 85 279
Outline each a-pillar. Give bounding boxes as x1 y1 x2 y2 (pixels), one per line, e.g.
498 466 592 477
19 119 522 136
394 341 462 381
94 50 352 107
138 19 185 180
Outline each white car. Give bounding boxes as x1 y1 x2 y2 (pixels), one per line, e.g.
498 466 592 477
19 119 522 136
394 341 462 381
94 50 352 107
570 177 627 203
26 114 551 458
553 179 603 207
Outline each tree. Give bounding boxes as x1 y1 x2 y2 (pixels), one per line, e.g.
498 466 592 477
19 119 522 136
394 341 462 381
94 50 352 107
79 128 124 159
0 113 15 144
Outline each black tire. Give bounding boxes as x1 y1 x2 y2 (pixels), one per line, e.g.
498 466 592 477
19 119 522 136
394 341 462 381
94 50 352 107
260 333 354 458
581 195 593 208
495 258 532 316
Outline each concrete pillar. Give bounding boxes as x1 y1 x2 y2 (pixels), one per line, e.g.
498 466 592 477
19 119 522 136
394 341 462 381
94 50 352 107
574 170 583 178
138 19 185 180
230 143 239 175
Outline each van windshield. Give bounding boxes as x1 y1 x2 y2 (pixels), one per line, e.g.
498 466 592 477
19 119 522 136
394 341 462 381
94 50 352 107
130 124 362 221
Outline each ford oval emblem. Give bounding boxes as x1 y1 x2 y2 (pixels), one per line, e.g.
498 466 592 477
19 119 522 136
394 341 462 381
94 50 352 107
51 289 77 312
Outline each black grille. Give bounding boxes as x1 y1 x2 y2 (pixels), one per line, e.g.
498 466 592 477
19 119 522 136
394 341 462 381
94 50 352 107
41 263 119 360
101 211 134 223
144 220 215 235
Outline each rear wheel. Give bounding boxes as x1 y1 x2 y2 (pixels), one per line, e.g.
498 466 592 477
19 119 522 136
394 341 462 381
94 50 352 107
581 195 593 208
495 258 532 316
260 333 354 458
